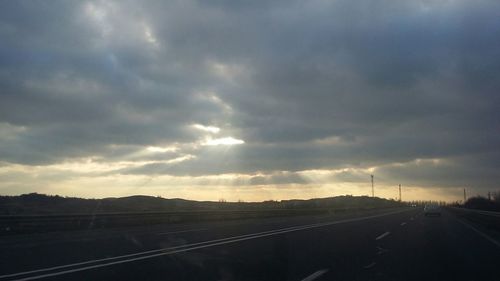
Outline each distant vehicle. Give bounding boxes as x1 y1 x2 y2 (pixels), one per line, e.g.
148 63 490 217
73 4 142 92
424 204 441 217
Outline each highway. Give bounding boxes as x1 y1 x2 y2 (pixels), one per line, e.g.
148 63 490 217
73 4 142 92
1 208 499 281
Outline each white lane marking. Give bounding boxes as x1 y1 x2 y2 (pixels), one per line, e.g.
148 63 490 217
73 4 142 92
13 228 333 281
1 209 412 281
400 222 407 226
450 207 500 217
0 225 313 279
376 246 389 255
0 222 345 279
301 269 329 281
2 224 320 280
157 228 207 235
453 216 500 249
375 231 391 240
363 262 376 269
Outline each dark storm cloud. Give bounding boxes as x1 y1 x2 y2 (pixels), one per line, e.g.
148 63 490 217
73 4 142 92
1 0 499 189
374 153 500 189
0 0 232 164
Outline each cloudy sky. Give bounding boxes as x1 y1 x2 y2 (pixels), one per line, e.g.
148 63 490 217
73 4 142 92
1 0 499 201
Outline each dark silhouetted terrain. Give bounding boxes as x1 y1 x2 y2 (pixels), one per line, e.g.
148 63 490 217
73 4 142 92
463 196 500 212
0 194 407 235
0 193 404 215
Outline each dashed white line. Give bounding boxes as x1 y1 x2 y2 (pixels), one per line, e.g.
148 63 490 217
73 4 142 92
301 269 329 281
363 262 376 269
376 246 389 255
375 231 391 240
400 222 407 226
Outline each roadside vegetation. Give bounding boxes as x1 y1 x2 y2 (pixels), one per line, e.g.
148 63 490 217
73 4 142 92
461 193 500 212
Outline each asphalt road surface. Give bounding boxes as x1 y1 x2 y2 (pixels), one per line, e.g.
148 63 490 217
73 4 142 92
1 207 499 281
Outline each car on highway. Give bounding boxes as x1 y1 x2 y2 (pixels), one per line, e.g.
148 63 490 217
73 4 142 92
424 204 441 217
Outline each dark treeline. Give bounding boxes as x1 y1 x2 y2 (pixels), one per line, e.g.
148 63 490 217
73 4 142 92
448 191 500 212
462 195 500 212
0 193 405 215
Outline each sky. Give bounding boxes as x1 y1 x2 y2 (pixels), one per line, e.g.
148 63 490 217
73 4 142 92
0 0 499 202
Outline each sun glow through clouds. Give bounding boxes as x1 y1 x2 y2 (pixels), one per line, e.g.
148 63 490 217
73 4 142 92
1 0 497 203
192 124 221 134
202 137 245 146
146 146 177 153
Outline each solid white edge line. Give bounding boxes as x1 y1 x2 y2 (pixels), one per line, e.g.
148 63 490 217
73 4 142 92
2 208 413 280
301 269 329 281
7 223 345 281
375 231 391 240
13 229 332 281
0 224 318 279
453 216 500 249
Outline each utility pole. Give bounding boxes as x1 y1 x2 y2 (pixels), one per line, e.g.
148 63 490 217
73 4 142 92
399 184 402 202
463 188 467 203
371 175 374 197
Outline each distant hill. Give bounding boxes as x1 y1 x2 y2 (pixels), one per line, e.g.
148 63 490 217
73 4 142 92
0 193 404 215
